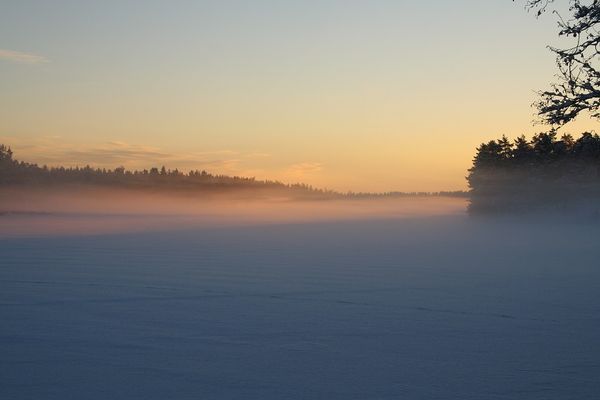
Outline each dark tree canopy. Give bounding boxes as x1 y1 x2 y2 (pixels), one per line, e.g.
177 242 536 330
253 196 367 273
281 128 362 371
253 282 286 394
523 0 600 125
468 131 600 214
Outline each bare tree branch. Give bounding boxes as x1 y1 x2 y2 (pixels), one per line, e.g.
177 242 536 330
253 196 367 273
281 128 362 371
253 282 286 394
522 0 600 125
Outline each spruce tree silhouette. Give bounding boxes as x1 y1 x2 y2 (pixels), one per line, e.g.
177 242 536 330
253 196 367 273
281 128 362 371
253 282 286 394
468 132 600 214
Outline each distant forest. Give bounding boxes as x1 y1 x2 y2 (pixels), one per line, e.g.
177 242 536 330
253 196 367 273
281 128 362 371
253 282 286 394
0 145 466 200
468 131 600 214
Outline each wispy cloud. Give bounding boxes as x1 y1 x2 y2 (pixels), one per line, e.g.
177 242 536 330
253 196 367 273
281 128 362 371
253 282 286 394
0 138 324 184
3 139 248 174
285 162 323 179
0 49 49 64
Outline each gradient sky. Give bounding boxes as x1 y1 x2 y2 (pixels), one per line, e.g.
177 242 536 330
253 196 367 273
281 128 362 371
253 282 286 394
1 0 598 192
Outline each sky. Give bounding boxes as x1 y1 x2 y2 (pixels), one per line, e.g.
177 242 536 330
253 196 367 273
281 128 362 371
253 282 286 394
1 0 598 192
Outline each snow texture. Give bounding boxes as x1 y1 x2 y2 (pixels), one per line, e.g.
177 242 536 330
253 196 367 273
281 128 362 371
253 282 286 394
1 216 599 399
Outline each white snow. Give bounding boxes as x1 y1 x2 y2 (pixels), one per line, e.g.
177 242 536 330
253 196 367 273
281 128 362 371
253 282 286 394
1 214 599 399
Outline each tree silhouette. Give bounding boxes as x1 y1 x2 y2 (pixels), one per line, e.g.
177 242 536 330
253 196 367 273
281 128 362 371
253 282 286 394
522 0 600 125
0 144 13 162
468 131 600 213
0 144 468 200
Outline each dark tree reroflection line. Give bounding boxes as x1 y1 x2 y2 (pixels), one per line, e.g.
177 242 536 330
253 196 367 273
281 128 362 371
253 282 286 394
523 0 600 125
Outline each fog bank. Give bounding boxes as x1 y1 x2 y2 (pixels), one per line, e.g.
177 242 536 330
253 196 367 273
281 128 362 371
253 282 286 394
0 187 467 237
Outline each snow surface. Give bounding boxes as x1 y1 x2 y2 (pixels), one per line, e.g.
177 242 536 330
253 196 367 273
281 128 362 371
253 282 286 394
1 215 600 399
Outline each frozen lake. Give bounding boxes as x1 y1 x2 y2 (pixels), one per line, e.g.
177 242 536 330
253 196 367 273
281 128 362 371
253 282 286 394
1 215 599 399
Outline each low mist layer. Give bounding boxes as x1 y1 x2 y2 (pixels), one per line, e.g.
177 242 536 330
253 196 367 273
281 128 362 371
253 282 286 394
0 187 467 237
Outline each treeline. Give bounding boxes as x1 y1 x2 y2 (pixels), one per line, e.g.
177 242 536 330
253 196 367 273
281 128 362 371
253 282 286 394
0 144 335 199
0 144 466 200
342 191 468 199
467 132 600 214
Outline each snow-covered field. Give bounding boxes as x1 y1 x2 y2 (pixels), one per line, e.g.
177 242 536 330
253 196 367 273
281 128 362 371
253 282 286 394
1 212 599 399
